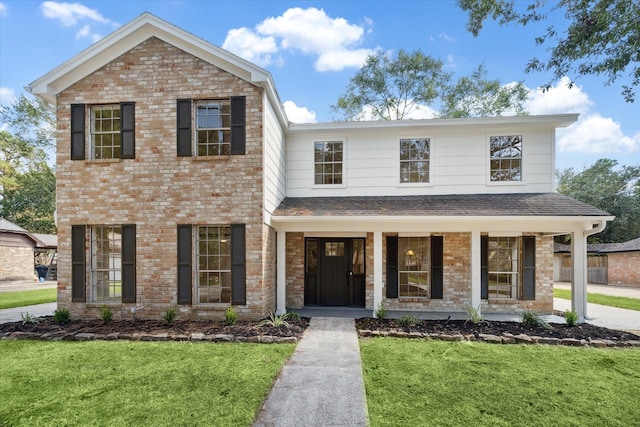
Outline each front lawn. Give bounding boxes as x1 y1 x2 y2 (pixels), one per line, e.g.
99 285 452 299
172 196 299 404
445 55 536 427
361 338 640 427
554 288 640 311
0 288 57 309
0 340 295 426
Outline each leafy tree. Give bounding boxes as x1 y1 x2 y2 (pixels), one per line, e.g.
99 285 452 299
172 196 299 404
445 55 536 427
332 49 451 120
557 159 640 243
440 64 528 118
457 0 640 102
332 50 527 121
0 94 56 233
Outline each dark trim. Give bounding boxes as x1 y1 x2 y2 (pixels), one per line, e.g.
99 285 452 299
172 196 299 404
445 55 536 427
120 102 135 159
176 99 192 157
430 236 443 299
71 225 86 302
121 224 136 303
177 225 192 304
386 235 399 298
522 236 536 300
230 96 246 155
231 223 246 305
481 235 488 300
70 104 85 160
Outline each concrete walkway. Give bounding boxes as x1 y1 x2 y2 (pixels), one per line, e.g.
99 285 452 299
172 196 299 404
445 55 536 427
253 317 369 427
554 298 640 333
0 280 58 323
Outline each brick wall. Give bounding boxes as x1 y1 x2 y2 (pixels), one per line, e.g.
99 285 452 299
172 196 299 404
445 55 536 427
0 241 35 281
55 37 269 320
608 252 640 287
285 233 305 309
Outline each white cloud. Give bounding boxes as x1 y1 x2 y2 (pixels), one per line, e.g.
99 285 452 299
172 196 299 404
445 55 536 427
0 2 8 17
75 24 101 42
437 33 455 43
222 27 278 67
41 1 115 27
223 7 374 71
283 101 317 123
526 77 640 154
0 86 16 106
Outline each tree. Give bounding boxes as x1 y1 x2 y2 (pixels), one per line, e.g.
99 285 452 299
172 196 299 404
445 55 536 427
332 49 451 121
457 0 640 102
0 94 56 233
440 64 528 118
331 50 528 121
557 159 640 243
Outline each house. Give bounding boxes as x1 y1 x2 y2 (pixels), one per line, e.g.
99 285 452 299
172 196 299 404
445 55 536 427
27 13 613 322
554 242 608 284
0 218 57 281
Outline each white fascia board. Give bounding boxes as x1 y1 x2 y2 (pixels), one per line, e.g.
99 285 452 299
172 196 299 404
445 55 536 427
286 114 580 135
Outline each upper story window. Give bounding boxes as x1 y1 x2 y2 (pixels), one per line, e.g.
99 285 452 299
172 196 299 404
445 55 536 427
177 97 246 157
314 141 343 185
91 105 121 159
400 138 430 183
70 102 135 160
489 135 522 181
195 100 231 156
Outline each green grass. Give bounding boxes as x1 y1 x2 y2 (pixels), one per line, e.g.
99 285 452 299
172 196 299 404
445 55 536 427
361 338 640 427
0 288 57 309
554 288 640 311
0 340 295 426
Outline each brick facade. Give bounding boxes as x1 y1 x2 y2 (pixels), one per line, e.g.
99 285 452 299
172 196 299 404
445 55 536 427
0 239 35 281
55 37 271 320
607 252 640 287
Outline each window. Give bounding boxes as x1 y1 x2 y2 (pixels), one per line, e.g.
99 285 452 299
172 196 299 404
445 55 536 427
196 226 232 304
196 100 231 156
398 237 430 297
489 135 522 181
70 102 135 160
91 226 122 302
314 141 343 185
400 138 430 183
487 237 519 298
325 241 345 256
91 105 121 159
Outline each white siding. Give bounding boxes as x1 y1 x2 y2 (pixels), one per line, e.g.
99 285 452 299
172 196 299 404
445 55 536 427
286 122 556 197
263 95 286 222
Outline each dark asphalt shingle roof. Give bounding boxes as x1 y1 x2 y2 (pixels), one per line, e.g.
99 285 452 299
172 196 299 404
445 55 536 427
600 237 640 253
273 193 611 217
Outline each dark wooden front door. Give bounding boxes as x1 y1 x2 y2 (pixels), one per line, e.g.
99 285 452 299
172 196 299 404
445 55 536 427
305 238 365 307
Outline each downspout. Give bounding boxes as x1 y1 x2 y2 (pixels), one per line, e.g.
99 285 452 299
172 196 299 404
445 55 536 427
584 220 607 239
576 220 608 321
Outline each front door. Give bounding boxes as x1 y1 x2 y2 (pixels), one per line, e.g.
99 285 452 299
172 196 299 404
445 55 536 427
305 238 365 306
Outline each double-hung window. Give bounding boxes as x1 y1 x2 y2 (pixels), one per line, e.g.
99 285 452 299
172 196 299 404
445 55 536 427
70 102 135 160
398 236 430 297
399 138 430 183
91 226 122 302
481 235 536 300
196 226 232 304
195 100 231 156
314 141 343 185
489 135 522 181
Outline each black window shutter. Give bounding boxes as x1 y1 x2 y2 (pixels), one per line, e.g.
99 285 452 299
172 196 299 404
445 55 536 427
386 235 399 298
70 104 85 160
230 96 246 155
176 99 192 157
121 224 136 303
231 224 246 305
522 236 536 300
481 236 488 299
71 225 86 302
431 236 444 299
120 102 135 159
177 225 193 304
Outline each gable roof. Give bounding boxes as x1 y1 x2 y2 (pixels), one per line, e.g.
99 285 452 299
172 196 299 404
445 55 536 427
27 12 287 127
600 237 640 253
0 218 51 247
273 193 611 218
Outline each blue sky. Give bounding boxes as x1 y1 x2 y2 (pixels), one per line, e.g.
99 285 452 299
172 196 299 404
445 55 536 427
1 0 638 171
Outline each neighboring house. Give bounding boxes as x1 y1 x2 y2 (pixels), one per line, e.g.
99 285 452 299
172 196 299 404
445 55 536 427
0 218 57 281
28 13 612 322
554 242 608 284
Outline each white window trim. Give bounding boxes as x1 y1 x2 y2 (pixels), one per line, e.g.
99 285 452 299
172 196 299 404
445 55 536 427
194 99 231 157
398 235 430 299
311 138 347 188
194 225 232 305
486 133 525 186
89 104 121 160
396 136 434 187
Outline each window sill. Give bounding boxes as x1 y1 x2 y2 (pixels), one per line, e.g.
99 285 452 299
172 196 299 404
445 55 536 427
191 156 232 161
86 159 122 164
485 298 517 303
398 297 430 302
486 180 525 186
312 184 347 189
396 182 433 188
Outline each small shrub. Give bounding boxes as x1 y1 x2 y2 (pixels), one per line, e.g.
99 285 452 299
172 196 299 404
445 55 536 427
521 311 550 329
374 302 386 319
258 312 290 329
397 314 420 327
163 306 177 325
100 305 113 324
224 306 238 326
21 312 40 325
53 308 71 325
286 311 302 321
466 305 483 324
564 309 579 327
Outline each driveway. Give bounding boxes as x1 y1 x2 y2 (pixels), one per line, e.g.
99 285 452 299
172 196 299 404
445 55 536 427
0 280 57 323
